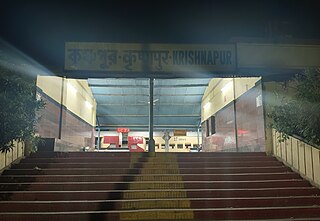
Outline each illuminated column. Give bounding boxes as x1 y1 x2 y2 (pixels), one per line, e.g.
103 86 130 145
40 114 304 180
148 78 155 152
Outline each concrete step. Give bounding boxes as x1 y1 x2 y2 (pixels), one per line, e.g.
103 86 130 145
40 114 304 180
4 166 291 174
1 196 320 212
20 156 278 164
0 173 302 183
27 152 267 158
2 167 292 175
1 187 319 201
13 161 284 168
0 180 310 191
2 152 319 220
1 206 320 220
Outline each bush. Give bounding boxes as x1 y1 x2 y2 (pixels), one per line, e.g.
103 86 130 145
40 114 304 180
0 66 44 152
268 68 320 146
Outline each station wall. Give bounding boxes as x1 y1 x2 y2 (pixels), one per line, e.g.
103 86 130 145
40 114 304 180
36 76 96 149
201 77 265 152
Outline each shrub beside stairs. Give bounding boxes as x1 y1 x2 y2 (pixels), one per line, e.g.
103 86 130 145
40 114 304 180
1 152 320 220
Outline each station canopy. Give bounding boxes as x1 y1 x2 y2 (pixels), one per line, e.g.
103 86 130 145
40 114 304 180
88 78 210 131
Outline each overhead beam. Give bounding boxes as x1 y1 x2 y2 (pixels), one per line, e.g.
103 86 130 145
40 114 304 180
155 94 203 96
94 93 203 96
98 127 199 131
98 103 199 106
89 84 208 88
97 114 200 117
94 93 148 96
99 124 198 127
89 84 148 88
154 84 208 88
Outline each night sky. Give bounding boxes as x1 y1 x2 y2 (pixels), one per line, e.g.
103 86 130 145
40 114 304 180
1 0 320 68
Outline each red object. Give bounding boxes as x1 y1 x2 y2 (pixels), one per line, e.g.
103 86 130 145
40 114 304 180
128 136 145 152
103 136 119 147
128 136 143 144
238 129 249 135
117 128 130 133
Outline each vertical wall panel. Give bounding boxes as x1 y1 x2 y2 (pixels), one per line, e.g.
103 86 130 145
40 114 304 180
312 148 320 185
275 132 281 158
21 142 25 158
5 150 13 168
0 152 5 170
17 142 21 158
12 141 17 162
298 142 306 175
286 138 292 166
305 144 314 180
292 138 299 170
272 129 277 156
281 138 286 161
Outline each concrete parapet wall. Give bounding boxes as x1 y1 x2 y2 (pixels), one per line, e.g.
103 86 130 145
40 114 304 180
272 129 320 188
0 140 25 172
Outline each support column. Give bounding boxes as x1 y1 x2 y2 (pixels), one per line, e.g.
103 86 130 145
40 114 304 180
58 77 65 139
233 77 239 152
197 123 200 149
97 117 101 150
148 78 155 152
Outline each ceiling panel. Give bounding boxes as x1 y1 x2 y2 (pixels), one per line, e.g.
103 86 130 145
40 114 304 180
89 78 210 131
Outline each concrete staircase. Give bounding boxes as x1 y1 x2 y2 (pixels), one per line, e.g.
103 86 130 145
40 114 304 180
1 152 320 220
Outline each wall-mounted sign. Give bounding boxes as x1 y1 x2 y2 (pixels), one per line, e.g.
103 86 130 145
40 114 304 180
173 129 187 136
256 94 262 107
65 42 236 73
117 128 130 133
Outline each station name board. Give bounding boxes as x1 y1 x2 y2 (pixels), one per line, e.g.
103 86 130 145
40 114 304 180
65 42 236 73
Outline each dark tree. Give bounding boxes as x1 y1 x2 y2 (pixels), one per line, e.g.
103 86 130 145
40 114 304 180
268 68 320 146
0 66 44 152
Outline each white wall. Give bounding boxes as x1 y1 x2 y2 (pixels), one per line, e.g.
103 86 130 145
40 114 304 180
201 77 261 122
37 76 96 126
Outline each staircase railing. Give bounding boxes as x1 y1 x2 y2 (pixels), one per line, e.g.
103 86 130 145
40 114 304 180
272 128 320 188
0 140 25 172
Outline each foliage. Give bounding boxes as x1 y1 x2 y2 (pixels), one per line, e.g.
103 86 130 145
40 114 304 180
0 66 45 152
268 68 320 146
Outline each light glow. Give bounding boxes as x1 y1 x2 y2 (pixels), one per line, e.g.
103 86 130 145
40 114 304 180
67 82 77 93
85 100 92 108
221 81 233 93
203 102 211 109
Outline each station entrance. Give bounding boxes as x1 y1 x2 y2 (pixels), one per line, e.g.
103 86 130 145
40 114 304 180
35 41 320 153
36 75 265 153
